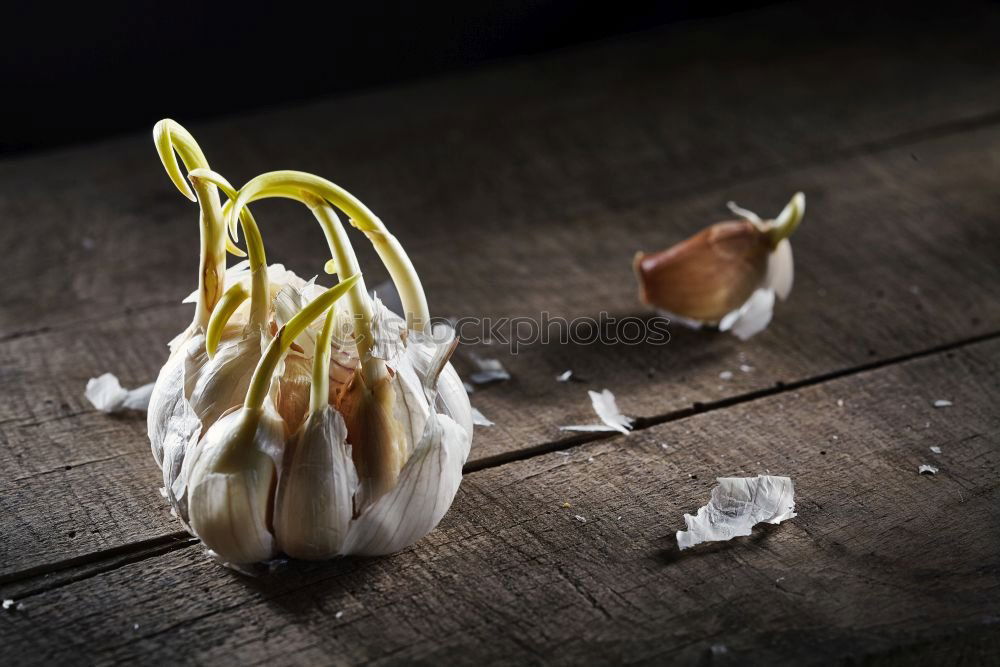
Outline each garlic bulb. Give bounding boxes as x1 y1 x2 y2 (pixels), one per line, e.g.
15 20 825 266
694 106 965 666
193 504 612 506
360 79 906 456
634 193 804 340
144 121 473 565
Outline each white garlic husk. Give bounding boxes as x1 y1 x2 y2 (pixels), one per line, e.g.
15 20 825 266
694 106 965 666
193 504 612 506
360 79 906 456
148 328 203 468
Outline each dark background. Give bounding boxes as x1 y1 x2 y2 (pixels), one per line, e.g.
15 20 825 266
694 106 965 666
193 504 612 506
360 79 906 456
2 0 775 155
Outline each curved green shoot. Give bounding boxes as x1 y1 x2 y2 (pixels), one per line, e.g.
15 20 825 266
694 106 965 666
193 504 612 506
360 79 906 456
189 168 270 330
309 308 337 414
767 192 806 247
152 119 230 328
206 283 250 358
227 171 430 331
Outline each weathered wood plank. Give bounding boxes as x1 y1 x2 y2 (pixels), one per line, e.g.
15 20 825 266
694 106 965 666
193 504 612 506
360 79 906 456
4 1 1000 580
3 335 998 665
3 1 1000 338
3 98 1000 578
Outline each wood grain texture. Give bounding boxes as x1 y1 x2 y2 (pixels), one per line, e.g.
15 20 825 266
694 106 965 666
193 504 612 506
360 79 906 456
3 1 1000 578
2 5 1000 662
5 2 1000 338
3 336 998 665
2 123 999 579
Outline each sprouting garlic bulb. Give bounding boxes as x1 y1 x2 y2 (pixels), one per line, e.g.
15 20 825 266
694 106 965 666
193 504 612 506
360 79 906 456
144 120 473 565
633 193 804 340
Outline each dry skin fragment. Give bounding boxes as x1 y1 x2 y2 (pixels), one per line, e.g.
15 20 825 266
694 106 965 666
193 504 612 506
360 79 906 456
933 399 953 408
85 373 155 413
559 389 633 435
369 279 404 319
930 446 942 454
676 475 796 550
468 355 511 384
470 406 494 427
556 370 573 382
918 464 939 475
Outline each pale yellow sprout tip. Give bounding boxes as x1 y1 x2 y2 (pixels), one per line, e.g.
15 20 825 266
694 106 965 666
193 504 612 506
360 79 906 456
226 238 247 257
768 191 806 246
206 283 250 358
153 119 197 202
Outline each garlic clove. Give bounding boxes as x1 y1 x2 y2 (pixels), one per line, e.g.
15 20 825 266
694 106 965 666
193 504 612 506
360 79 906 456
274 406 358 560
187 405 284 564
634 219 770 323
340 322 471 555
340 363 407 509
634 193 804 336
342 407 469 556
187 327 263 435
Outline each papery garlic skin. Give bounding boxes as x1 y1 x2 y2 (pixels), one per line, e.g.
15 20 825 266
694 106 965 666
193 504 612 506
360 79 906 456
274 406 357 560
148 332 199 467
765 238 794 301
187 405 284 564
158 373 203 528
400 330 472 437
633 193 804 339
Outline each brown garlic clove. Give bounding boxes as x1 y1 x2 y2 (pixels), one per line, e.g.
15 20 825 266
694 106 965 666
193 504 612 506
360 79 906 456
634 220 771 324
340 361 407 509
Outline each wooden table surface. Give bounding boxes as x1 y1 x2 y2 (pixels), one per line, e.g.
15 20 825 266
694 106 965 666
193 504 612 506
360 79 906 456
3 2 1000 664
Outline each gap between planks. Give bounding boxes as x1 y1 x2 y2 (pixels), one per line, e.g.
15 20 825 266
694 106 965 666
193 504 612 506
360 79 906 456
3 326 998 598
4 105 1000 345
